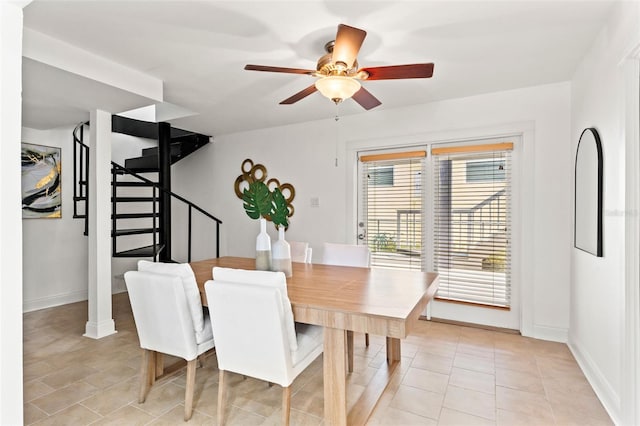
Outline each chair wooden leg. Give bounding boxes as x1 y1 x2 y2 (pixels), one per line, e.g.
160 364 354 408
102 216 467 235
155 352 164 379
197 354 205 368
217 370 226 426
346 330 354 373
282 386 291 426
138 349 153 403
365 332 370 347
184 359 197 421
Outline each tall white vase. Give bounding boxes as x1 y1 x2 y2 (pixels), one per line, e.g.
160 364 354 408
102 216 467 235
255 218 272 271
271 226 292 277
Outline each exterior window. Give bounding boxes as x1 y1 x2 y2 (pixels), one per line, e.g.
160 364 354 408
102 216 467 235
466 159 505 183
369 166 394 186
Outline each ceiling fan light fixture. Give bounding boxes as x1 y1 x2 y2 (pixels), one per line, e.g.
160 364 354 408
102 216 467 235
315 76 361 104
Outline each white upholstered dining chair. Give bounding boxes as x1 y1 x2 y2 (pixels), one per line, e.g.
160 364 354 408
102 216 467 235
321 242 370 267
124 262 215 421
289 241 312 263
321 242 372 371
205 267 323 426
137 260 208 341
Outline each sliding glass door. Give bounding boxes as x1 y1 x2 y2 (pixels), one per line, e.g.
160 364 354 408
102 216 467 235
357 140 519 329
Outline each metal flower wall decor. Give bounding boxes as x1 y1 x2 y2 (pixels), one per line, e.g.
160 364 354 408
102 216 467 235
234 159 295 228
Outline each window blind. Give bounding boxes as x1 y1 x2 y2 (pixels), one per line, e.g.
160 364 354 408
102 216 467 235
432 143 512 308
359 151 425 271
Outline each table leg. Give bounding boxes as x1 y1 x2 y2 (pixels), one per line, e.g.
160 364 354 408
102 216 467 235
346 330 354 373
386 337 401 364
324 327 347 426
348 337 402 425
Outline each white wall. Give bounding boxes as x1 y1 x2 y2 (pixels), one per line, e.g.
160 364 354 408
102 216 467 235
173 81 572 339
569 2 640 424
22 126 89 311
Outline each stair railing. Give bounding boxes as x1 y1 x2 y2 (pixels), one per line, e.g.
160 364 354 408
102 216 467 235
110 162 222 261
73 122 222 261
111 161 222 262
73 122 89 235
451 188 506 252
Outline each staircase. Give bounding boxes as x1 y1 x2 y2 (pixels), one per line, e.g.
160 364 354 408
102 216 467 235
73 116 221 262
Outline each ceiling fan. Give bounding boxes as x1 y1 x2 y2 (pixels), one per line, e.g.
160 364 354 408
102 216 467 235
244 24 434 110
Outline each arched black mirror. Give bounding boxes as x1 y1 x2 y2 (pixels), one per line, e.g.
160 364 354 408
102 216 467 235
574 127 603 257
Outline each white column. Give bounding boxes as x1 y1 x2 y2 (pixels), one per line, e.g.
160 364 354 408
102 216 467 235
0 2 26 423
84 109 116 339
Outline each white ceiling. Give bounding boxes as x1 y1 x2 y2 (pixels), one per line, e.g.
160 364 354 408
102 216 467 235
22 0 617 137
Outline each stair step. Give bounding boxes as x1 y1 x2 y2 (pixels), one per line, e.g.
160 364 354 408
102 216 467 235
112 168 158 175
113 212 159 219
124 155 159 170
111 181 156 187
112 228 158 237
128 168 159 174
169 133 209 161
112 196 157 203
126 134 210 169
73 213 87 219
141 144 181 157
111 115 209 141
113 244 165 258
112 116 159 140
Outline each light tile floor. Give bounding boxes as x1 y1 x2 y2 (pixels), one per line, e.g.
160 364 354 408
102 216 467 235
23 293 612 425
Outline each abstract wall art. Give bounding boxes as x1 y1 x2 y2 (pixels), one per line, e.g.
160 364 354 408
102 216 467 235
21 143 62 218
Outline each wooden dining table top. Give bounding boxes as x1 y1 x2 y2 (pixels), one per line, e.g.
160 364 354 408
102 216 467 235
190 256 439 339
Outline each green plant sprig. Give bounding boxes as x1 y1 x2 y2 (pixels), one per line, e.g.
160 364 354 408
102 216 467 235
242 181 290 229
270 187 289 228
242 181 272 220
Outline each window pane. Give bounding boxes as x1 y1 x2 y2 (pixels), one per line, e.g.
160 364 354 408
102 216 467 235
466 159 505 182
361 156 424 271
370 166 394 186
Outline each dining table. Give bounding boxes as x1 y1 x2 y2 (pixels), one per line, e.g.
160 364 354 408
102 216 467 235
190 256 439 426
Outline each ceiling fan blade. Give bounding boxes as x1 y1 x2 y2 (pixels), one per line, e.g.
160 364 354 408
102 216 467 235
244 64 316 75
332 24 367 69
359 63 434 80
352 86 382 110
280 85 318 105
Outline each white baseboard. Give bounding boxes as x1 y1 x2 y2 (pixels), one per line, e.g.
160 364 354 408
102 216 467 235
569 338 621 425
23 289 88 313
23 286 128 313
531 324 568 342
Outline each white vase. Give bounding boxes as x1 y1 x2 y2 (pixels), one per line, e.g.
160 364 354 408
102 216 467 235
271 226 292 277
255 218 272 271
